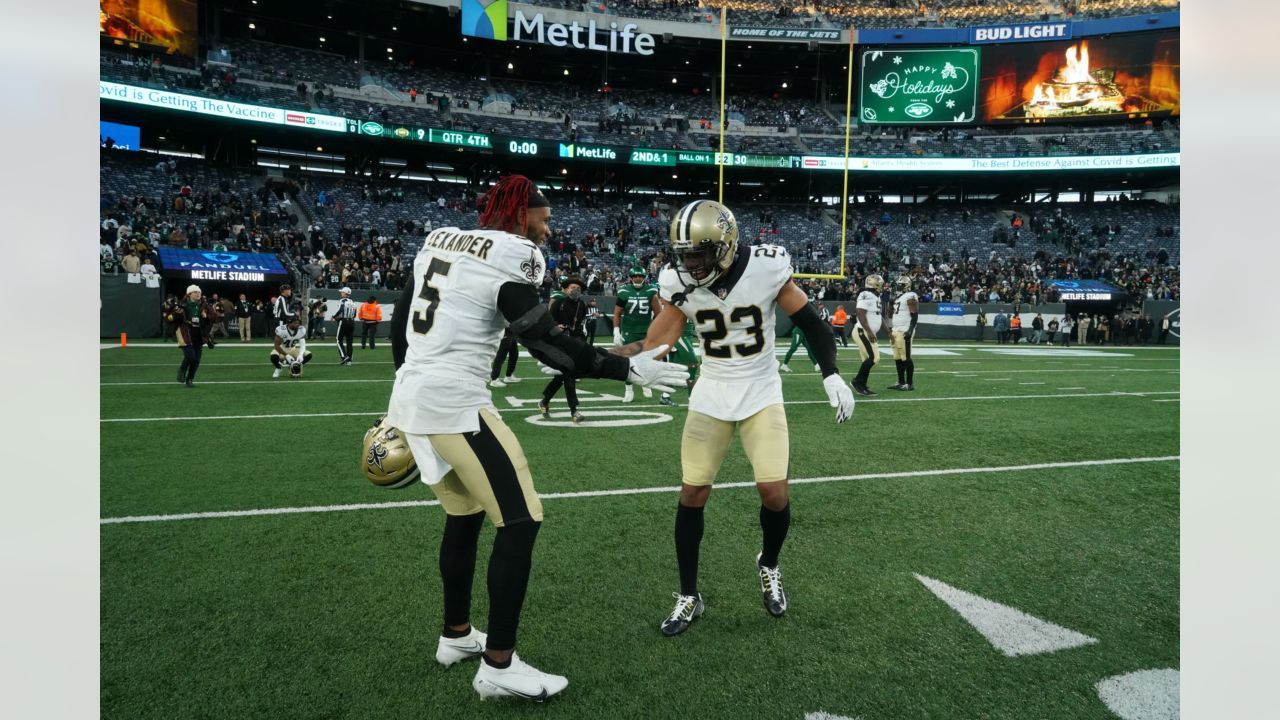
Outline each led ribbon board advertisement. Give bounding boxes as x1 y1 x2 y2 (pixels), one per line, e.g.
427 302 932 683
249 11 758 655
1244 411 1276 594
860 48 981 124
798 153 1178 171
101 0 197 57
979 29 1180 123
159 249 289 283
100 82 347 132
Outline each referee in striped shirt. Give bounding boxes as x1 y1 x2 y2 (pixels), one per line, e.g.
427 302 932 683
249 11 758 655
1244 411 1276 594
333 286 357 365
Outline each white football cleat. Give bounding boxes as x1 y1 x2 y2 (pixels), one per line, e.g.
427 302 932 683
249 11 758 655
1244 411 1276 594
436 627 487 667
489 378 507 388
814 364 821 372
473 653 568 702
641 386 653 398
503 375 521 384
779 364 793 373
623 385 635 403
272 368 281 378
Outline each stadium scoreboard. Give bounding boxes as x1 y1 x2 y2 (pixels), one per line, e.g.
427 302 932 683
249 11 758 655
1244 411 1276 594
347 118 800 168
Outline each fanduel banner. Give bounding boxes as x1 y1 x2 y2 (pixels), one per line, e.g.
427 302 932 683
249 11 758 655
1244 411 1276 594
159 248 289 283
970 21 1072 44
100 82 346 132
798 153 1180 172
462 0 656 55
728 27 842 42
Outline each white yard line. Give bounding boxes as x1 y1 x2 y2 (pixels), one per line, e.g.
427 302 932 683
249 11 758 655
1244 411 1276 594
1019 382 1045 385
101 390 1181 423
99 455 1180 525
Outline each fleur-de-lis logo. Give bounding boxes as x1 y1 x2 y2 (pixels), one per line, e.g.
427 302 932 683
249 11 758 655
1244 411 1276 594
367 443 388 472
521 250 543 283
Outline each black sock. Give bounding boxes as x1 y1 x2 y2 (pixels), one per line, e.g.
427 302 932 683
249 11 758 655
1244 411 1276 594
674 502 705 596
440 511 485 629
441 626 470 639
271 355 281 368
854 359 875 386
906 359 915 386
895 359 905 385
482 654 512 669
485 521 541 651
759 503 790 568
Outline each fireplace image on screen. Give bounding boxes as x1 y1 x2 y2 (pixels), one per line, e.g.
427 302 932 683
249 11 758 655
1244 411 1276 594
979 30 1179 123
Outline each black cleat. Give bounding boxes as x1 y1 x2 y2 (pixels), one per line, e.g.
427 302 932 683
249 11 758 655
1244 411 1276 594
660 592 705 636
757 553 788 617
538 400 550 418
185 380 195 388
887 383 907 391
852 383 876 396
902 384 914 391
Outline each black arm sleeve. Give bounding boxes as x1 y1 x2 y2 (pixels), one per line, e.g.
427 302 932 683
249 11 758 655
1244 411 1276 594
790 303 840 377
498 282 629 381
391 280 415 370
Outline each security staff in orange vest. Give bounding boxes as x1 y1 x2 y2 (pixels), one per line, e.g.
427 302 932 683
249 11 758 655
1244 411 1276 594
831 306 850 347
358 296 384 350
1009 313 1023 343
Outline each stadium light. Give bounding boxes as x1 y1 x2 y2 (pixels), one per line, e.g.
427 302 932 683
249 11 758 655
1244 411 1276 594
781 82 788 88
316 146 323 152
563 69 569 76
319 37 325 42
392 26 398 31
387 47 393 52
508 62 514 70
671 78 677 84
248 22 256 29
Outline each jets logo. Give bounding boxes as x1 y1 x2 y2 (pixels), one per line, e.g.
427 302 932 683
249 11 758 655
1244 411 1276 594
366 443 389 472
521 251 544 283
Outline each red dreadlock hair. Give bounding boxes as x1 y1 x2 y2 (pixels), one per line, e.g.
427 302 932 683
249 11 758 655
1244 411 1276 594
478 175 536 238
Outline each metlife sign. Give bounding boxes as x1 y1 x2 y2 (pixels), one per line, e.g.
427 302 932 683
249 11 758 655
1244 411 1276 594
969 21 1072 44
100 81 345 132
462 0 657 55
158 248 289 283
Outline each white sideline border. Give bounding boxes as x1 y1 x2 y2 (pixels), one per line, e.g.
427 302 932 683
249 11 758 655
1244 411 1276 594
101 390 1181 423
98 367 1184 386
99 455 1180 525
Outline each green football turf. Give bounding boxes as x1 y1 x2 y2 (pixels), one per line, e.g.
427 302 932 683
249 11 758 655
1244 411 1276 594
100 339 1179 719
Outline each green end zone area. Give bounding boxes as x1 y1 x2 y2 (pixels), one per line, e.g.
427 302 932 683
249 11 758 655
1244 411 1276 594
101 341 1179 719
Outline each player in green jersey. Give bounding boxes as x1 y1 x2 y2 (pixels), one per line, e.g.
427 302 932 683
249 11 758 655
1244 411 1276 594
613 266 662 403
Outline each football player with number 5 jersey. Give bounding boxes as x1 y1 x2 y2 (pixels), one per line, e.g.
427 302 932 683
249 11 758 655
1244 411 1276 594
613 199 856 636
378 176 688 702
888 275 919 391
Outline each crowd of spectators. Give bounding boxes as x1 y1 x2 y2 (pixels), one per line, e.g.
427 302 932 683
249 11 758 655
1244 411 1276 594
101 149 1178 306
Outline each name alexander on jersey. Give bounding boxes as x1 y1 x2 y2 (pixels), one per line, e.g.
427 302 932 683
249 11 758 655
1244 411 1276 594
422 230 497 261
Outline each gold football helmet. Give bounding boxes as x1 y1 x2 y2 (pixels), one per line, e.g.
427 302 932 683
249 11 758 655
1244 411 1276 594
864 274 885 291
669 199 739 287
894 274 912 290
361 417 421 489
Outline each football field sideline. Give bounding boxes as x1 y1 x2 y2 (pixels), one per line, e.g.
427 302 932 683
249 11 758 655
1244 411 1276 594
100 388 1180 422
99 454 1179 525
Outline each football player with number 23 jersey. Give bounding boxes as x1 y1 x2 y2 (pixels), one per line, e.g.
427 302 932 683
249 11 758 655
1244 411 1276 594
613 199 856 636
379 176 687 702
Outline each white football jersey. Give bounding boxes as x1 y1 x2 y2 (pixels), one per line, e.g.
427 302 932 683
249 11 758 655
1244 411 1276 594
658 244 792 421
275 324 307 348
387 227 546 435
891 291 918 331
855 290 882 332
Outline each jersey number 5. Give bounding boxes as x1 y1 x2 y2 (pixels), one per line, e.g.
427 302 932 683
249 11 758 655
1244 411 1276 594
412 258 453 335
695 306 765 358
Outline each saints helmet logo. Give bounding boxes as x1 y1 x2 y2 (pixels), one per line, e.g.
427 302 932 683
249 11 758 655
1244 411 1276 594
714 208 735 237
367 442 389 472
